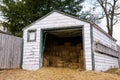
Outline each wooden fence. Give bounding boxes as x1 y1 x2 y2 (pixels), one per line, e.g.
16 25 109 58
0 31 22 69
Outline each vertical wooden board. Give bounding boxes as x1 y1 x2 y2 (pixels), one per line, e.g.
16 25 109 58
0 33 22 69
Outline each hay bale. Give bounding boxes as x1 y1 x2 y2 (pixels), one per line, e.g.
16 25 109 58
71 59 77 63
57 60 64 64
64 63 69 67
43 57 49 67
56 60 65 67
68 63 79 69
44 41 84 68
69 47 75 52
49 56 62 67
61 50 69 59
76 44 82 50
57 63 64 67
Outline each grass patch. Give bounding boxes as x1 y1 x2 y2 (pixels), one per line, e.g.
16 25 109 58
106 68 120 75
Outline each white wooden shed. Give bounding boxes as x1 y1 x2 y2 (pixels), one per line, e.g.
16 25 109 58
22 10 119 71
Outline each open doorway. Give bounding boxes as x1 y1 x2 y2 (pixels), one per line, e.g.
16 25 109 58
42 27 84 70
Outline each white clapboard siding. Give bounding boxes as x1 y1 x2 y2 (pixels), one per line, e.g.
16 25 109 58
83 26 92 70
23 11 92 70
94 53 119 71
117 45 120 66
93 26 119 71
24 12 88 30
23 28 41 70
93 27 117 50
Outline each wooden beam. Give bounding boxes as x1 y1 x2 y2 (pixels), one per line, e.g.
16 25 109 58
94 42 119 57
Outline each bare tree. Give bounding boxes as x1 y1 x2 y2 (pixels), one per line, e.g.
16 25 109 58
97 0 120 36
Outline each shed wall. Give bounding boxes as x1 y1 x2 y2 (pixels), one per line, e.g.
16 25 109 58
23 29 41 70
23 12 92 70
117 45 120 67
93 27 119 71
83 26 92 70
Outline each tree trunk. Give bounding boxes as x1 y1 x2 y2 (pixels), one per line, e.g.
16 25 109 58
108 28 113 36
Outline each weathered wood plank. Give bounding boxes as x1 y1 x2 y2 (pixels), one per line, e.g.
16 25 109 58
94 42 119 57
0 32 22 69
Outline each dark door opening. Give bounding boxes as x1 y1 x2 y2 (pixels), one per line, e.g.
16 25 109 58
42 28 84 70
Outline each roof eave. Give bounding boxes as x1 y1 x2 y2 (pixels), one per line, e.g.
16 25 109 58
91 23 117 42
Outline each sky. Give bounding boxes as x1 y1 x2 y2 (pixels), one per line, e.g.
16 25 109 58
82 0 120 45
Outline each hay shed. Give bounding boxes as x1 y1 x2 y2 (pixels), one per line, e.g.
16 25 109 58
22 10 119 71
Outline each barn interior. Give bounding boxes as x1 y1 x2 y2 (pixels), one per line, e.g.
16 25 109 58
42 28 84 70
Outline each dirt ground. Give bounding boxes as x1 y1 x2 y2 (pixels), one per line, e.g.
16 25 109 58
0 67 120 80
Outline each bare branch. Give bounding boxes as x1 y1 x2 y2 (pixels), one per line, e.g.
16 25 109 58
96 0 120 36
114 13 120 15
106 2 112 8
113 19 118 25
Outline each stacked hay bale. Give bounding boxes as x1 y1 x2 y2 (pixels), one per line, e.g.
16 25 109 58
43 42 84 69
